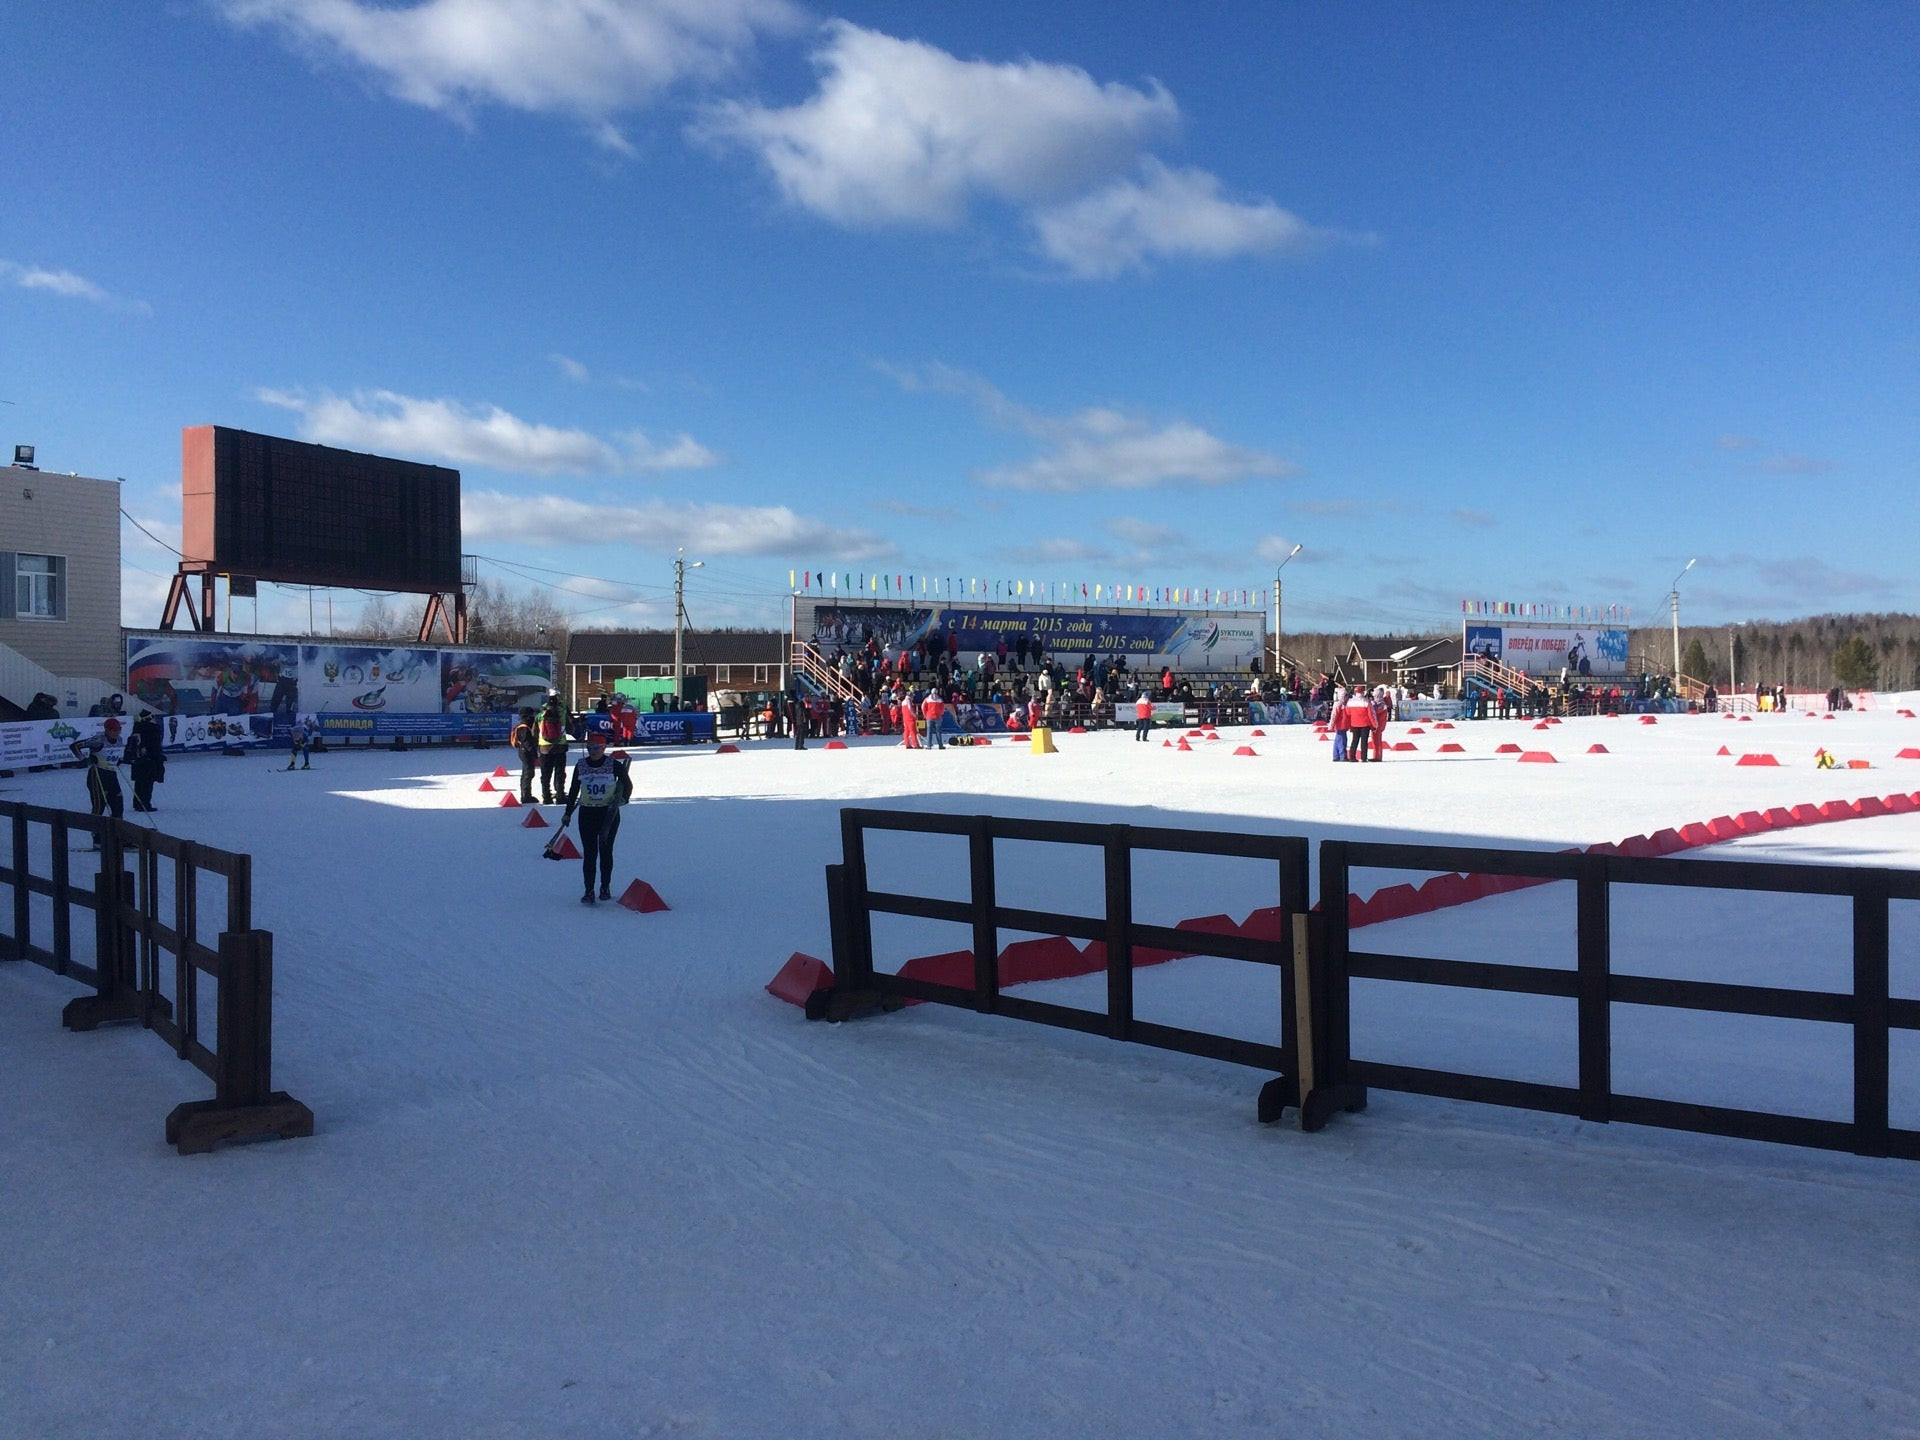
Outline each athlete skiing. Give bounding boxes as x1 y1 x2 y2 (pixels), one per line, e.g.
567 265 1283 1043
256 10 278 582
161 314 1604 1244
560 730 632 903
70 729 124 833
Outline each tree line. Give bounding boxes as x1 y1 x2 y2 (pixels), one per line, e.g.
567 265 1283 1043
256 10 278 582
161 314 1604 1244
1279 613 1920 693
345 589 1919 695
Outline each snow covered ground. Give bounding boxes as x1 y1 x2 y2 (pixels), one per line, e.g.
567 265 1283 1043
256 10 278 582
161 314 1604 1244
5 702 1920 1438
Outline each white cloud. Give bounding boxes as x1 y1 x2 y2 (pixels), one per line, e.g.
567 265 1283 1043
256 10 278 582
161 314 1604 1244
463 489 895 560
1031 159 1333 279
1107 517 1182 548
550 353 590 382
703 21 1176 226
1760 453 1837 475
219 0 800 149
256 387 719 475
985 415 1293 493
885 363 1292 494
0 259 147 313
1005 538 1112 566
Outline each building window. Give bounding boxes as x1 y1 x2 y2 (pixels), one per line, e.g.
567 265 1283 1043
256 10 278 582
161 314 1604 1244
627 666 641 678
754 665 770 683
587 665 603 682
713 666 730 683
16 554 64 620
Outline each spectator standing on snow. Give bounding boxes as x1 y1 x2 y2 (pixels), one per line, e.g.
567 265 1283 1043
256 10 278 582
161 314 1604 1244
510 707 539 803
538 694 570 805
1329 686 1350 762
562 730 632 904
922 687 947 748
127 710 166 811
1135 689 1153 741
1344 685 1376 762
1369 687 1391 761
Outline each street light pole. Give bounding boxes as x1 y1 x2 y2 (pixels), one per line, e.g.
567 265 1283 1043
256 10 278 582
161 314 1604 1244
1669 557 1696 676
1274 544 1302 682
673 548 703 705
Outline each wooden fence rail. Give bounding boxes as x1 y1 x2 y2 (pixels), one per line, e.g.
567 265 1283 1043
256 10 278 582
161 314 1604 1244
809 808 1357 1124
0 800 312 1154
809 806 1917 1159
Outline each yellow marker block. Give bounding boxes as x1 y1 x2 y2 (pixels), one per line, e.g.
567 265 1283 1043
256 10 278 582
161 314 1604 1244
1030 726 1057 754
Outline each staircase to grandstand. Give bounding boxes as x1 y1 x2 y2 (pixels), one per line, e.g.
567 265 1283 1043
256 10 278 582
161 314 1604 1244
790 642 864 705
0 640 116 721
1460 651 1535 698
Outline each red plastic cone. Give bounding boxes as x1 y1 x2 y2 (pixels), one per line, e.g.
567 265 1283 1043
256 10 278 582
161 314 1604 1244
498 792 520 807
550 833 581 859
478 777 496 792
492 764 509 778
522 809 548 828
617 879 670 913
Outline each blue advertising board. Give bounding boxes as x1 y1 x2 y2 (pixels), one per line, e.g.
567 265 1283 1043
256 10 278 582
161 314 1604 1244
125 633 553 744
802 602 1264 670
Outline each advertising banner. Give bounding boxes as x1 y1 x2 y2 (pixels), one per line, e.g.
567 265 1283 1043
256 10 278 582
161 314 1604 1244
0 713 270 768
1463 625 1628 678
126 634 554 743
631 712 717 745
1398 698 1474 721
801 601 1264 671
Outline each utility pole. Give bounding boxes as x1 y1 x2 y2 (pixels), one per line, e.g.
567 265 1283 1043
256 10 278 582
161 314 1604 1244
1274 544 1302 682
673 548 703 705
1669 557 1696 675
1728 627 1737 693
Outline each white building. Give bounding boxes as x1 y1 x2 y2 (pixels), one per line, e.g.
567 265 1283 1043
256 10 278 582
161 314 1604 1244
0 453 123 715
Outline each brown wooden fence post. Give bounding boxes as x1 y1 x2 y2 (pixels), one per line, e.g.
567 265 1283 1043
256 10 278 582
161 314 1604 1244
165 929 313 1155
5 808 27 962
1103 825 1133 1041
968 815 998 1014
64 843 144 1031
1852 870 1891 1159
1575 852 1613 1125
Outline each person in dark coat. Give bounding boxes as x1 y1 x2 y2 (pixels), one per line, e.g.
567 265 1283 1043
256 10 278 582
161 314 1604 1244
510 707 539 804
562 731 633 903
537 695 570 805
127 711 166 811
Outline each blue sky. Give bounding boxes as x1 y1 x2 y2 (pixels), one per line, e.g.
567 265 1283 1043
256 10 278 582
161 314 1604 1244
4 2 1915 636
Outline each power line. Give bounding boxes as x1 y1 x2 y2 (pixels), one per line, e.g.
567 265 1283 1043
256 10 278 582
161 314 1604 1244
120 508 182 556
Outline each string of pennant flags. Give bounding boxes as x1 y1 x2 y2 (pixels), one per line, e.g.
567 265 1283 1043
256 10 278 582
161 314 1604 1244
1462 600 1631 621
787 571 1271 607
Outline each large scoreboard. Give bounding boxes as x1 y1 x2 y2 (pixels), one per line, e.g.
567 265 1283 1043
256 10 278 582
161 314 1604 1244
181 425 462 592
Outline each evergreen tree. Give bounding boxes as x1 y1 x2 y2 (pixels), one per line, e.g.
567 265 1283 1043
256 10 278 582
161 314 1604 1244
1831 635 1879 689
1680 636 1711 680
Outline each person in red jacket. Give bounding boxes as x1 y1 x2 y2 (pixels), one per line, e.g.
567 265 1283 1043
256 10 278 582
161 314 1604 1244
1369 686 1391 761
921 687 947 749
1344 686 1376 762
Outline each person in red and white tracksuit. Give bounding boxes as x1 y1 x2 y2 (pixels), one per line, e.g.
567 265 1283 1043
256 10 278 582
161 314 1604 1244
1369 686 1391 760
898 689 920 748
1344 686 1377 762
921 688 946 748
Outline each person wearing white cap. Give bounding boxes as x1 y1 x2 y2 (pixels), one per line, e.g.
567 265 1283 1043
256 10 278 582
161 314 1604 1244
561 730 632 904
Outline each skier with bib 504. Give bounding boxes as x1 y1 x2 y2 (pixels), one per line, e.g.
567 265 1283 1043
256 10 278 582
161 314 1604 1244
561 730 632 904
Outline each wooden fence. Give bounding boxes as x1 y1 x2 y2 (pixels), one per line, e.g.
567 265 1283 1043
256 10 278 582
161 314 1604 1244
811 808 1359 1124
1323 839 1920 1160
811 807 1918 1159
1 801 312 1154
